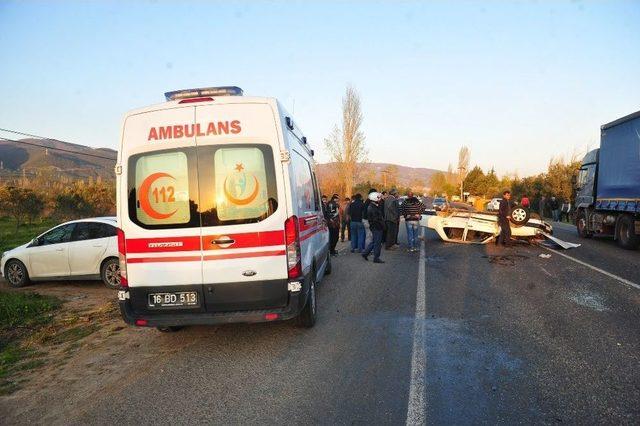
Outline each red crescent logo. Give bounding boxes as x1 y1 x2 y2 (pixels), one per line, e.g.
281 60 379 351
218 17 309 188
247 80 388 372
223 175 260 206
139 172 178 220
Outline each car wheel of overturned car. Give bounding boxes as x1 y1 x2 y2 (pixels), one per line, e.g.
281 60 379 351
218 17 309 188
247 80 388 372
297 275 317 328
510 207 530 226
616 214 640 250
4 259 30 288
101 258 121 289
576 211 592 238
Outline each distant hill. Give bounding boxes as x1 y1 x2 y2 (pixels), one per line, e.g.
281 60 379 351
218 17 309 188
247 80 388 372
316 162 442 189
0 138 116 182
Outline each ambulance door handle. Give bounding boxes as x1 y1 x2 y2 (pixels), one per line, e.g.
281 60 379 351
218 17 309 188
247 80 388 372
304 217 318 225
212 238 235 245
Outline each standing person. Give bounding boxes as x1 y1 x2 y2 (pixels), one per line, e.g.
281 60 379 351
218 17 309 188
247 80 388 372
384 189 400 250
497 190 512 247
339 196 351 242
538 195 546 218
560 199 571 222
327 194 340 256
380 191 388 244
549 196 560 222
362 192 385 263
321 195 328 218
401 192 425 252
348 194 366 253
363 188 377 246
520 194 530 209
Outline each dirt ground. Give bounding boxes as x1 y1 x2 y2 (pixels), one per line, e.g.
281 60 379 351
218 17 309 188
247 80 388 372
0 279 194 425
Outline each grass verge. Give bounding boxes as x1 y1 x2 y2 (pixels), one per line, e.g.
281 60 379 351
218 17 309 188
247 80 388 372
0 291 61 395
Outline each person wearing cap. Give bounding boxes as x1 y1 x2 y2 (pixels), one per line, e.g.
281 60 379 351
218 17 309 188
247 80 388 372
384 189 400 250
327 194 341 255
362 192 385 263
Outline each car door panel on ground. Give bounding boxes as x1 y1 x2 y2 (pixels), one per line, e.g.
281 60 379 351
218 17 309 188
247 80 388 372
68 222 116 276
28 223 75 277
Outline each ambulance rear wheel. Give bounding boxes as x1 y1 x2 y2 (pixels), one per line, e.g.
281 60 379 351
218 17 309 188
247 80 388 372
297 276 317 328
324 253 332 275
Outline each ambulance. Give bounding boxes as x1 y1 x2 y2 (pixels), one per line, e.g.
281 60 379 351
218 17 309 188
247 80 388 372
115 86 330 330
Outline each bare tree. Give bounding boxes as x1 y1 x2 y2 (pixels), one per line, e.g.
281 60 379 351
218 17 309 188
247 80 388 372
457 146 470 198
324 86 367 196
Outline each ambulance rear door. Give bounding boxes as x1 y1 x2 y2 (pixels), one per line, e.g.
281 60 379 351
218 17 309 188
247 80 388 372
120 106 203 288
195 102 290 312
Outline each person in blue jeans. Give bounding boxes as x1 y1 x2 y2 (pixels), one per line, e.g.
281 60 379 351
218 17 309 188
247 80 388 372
362 192 385 263
401 192 425 252
347 193 366 252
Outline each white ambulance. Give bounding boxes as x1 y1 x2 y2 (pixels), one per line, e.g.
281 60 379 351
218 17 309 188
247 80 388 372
116 86 330 330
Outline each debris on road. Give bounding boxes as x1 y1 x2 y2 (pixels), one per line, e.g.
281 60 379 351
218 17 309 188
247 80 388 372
538 253 552 259
482 254 528 266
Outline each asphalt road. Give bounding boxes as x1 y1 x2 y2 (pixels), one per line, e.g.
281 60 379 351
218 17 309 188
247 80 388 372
69 222 639 425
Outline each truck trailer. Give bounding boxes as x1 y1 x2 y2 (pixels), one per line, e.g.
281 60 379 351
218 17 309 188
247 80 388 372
575 110 640 249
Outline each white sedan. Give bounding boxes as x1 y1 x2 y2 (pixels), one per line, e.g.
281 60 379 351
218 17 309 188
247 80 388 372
1 217 120 288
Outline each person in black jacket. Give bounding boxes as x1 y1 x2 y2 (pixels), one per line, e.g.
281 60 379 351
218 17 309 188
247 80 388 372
362 192 385 263
327 194 341 255
348 194 366 253
497 190 512 246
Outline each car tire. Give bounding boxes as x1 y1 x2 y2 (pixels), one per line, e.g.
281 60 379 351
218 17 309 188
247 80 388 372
324 252 332 275
4 259 30 288
100 258 121 289
617 214 639 250
297 275 317 328
576 211 592 239
157 326 184 332
510 207 530 226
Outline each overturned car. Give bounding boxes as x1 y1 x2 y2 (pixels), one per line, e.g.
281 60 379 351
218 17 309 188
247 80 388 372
421 206 554 244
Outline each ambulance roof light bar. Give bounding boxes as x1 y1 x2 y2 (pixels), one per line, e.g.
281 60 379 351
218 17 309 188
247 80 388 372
164 86 243 101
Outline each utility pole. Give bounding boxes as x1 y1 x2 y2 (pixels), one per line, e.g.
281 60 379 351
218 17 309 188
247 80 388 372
458 166 466 200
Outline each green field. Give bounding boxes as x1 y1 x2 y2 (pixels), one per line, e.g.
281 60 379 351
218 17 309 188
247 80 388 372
0 217 57 253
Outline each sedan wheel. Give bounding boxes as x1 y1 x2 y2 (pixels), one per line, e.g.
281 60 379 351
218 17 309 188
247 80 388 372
5 260 30 288
101 258 121 289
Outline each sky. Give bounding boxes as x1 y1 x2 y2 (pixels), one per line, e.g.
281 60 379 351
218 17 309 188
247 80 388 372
1 0 639 177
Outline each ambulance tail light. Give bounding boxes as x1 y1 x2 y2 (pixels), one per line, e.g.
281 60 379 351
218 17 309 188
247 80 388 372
164 86 243 101
284 216 302 279
117 228 128 288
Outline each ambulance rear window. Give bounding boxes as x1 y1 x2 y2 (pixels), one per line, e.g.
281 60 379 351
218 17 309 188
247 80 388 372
199 144 278 226
128 148 200 229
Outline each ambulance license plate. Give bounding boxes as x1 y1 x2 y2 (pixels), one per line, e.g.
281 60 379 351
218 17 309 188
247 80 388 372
148 292 199 308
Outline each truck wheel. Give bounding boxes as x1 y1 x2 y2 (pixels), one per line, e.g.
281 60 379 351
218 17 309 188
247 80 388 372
510 207 530 226
4 259 30 288
617 215 639 250
576 211 592 238
297 275 317 328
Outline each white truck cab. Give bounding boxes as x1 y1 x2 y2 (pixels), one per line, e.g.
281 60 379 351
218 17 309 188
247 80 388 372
116 86 330 329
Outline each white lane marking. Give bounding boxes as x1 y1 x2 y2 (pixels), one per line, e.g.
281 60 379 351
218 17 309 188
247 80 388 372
406 239 427 425
539 246 640 291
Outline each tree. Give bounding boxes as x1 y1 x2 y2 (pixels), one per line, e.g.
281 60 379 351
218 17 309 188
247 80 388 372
324 85 367 196
382 164 399 189
457 146 470 197
0 186 42 229
463 166 485 194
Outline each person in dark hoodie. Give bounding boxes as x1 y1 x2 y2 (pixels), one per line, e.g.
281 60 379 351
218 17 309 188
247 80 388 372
401 191 425 252
497 190 512 247
327 194 341 255
348 193 366 253
362 192 385 263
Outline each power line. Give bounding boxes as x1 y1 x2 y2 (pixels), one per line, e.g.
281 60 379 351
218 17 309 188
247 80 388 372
0 136 116 162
